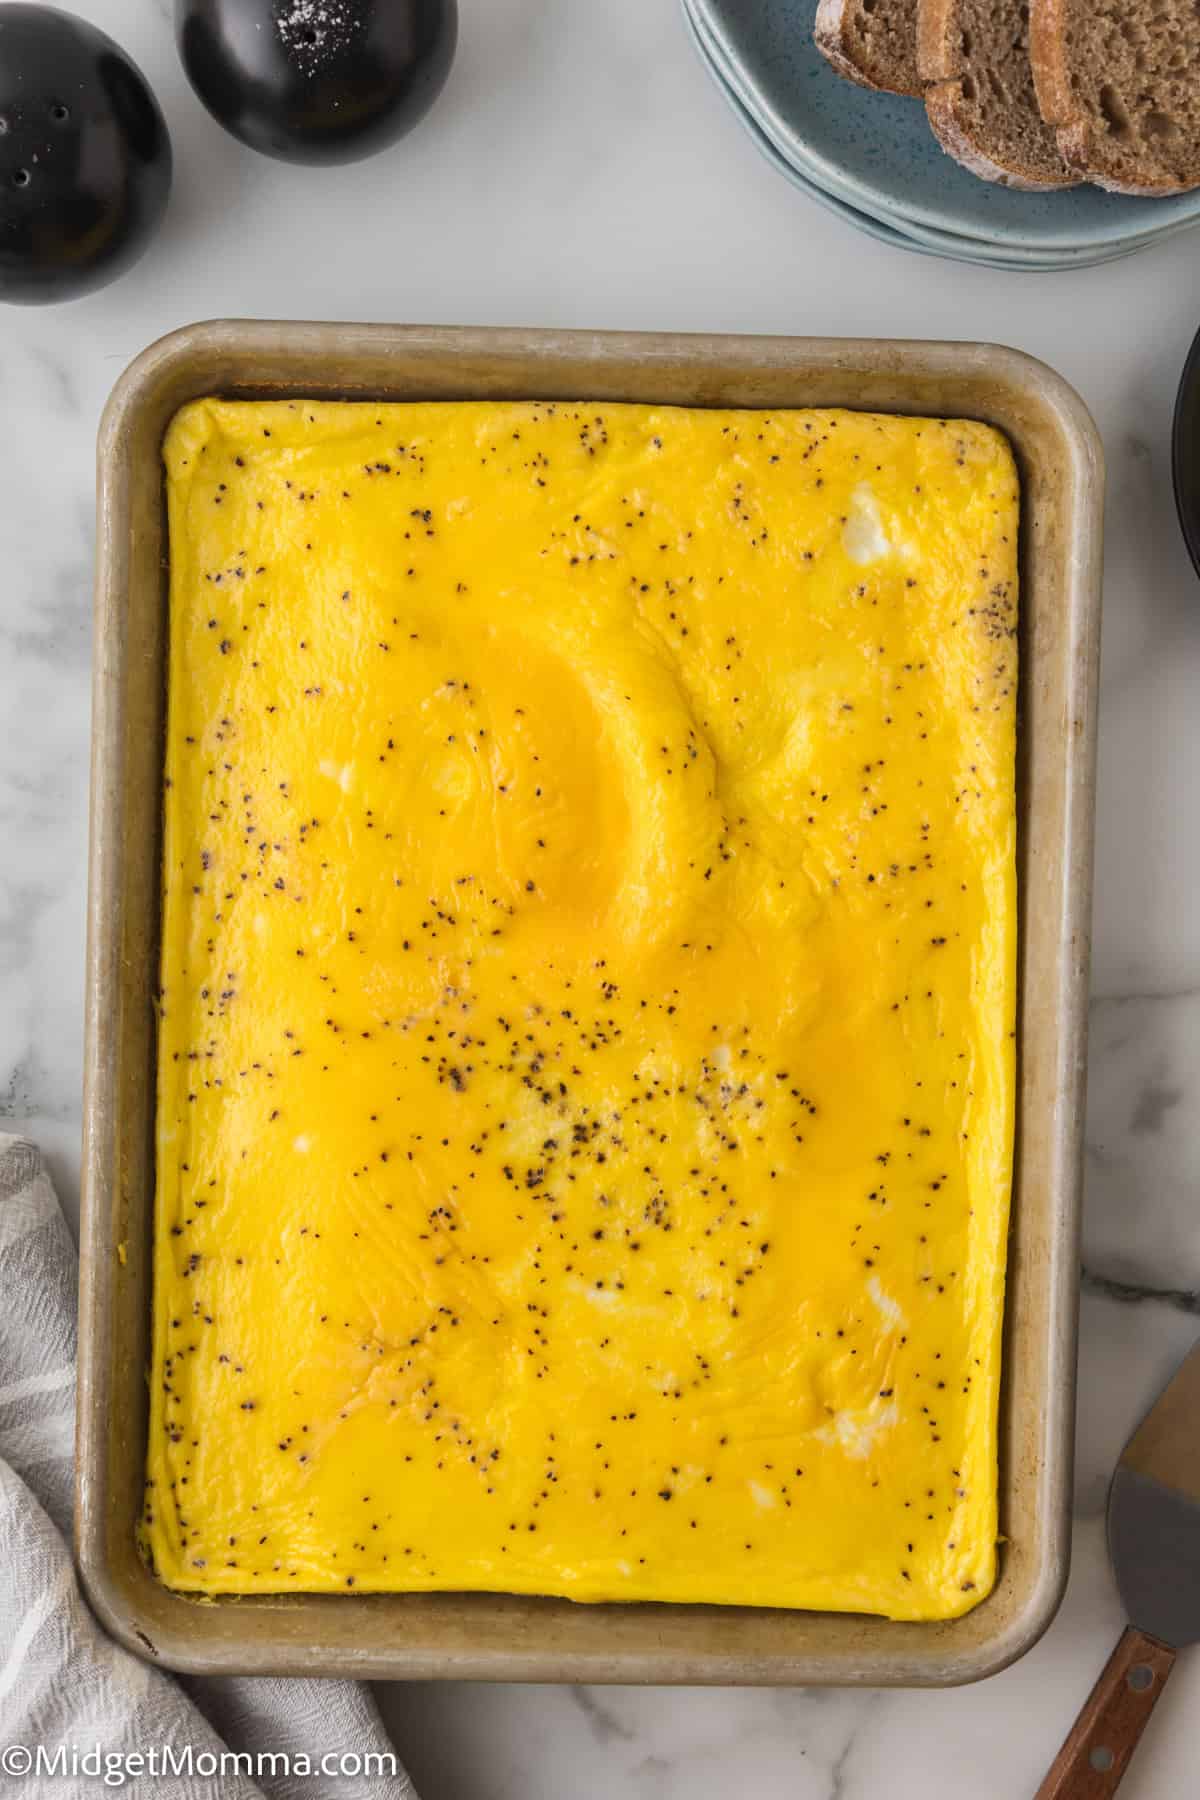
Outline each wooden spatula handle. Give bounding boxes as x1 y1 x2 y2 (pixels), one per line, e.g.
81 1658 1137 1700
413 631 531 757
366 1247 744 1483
1035 1626 1176 1799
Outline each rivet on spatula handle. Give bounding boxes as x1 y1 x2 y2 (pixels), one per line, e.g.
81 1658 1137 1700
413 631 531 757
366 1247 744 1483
1035 1626 1176 1799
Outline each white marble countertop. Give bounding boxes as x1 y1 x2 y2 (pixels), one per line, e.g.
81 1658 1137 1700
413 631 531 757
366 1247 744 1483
3 0 1199 1793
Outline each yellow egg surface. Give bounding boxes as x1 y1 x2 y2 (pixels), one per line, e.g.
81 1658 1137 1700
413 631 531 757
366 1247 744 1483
146 397 1018 1620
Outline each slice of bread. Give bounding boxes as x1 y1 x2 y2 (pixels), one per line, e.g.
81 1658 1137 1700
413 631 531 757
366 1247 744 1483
919 0 1080 189
1031 0 1200 195
814 0 923 98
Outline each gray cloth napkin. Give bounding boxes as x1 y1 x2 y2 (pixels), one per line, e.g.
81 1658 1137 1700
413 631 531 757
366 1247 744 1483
0 1134 417 1798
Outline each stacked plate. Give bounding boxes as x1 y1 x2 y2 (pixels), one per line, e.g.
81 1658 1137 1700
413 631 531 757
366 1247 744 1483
684 0 1200 271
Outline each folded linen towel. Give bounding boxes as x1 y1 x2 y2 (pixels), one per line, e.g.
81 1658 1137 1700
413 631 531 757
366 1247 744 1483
0 1134 416 1799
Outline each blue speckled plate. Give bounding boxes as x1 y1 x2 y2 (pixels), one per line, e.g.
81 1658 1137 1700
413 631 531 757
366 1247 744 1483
688 0 1200 258
688 1 1150 265
685 1 1142 268
682 3 941 259
685 4 1139 269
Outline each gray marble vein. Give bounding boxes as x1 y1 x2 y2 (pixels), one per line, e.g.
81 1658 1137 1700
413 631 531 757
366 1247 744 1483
1081 1267 1200 1316
571 1688 637 1744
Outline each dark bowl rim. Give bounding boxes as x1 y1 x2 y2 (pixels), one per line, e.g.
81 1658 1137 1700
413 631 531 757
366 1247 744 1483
1172 319 1200 580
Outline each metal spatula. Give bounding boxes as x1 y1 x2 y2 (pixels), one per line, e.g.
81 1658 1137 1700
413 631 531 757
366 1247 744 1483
1037 1339 1200 1798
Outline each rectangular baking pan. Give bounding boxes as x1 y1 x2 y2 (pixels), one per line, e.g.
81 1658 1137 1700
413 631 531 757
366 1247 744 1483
78 321 1103 1685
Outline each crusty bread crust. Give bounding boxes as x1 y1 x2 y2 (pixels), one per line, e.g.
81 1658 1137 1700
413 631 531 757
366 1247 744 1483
925 84 1080 189
814 0 923 97
915 0 956 81
814 16 893 92
1056 119 1196 195
1028 0 1076 128
1029 0 1198 194
918 0 1079 189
